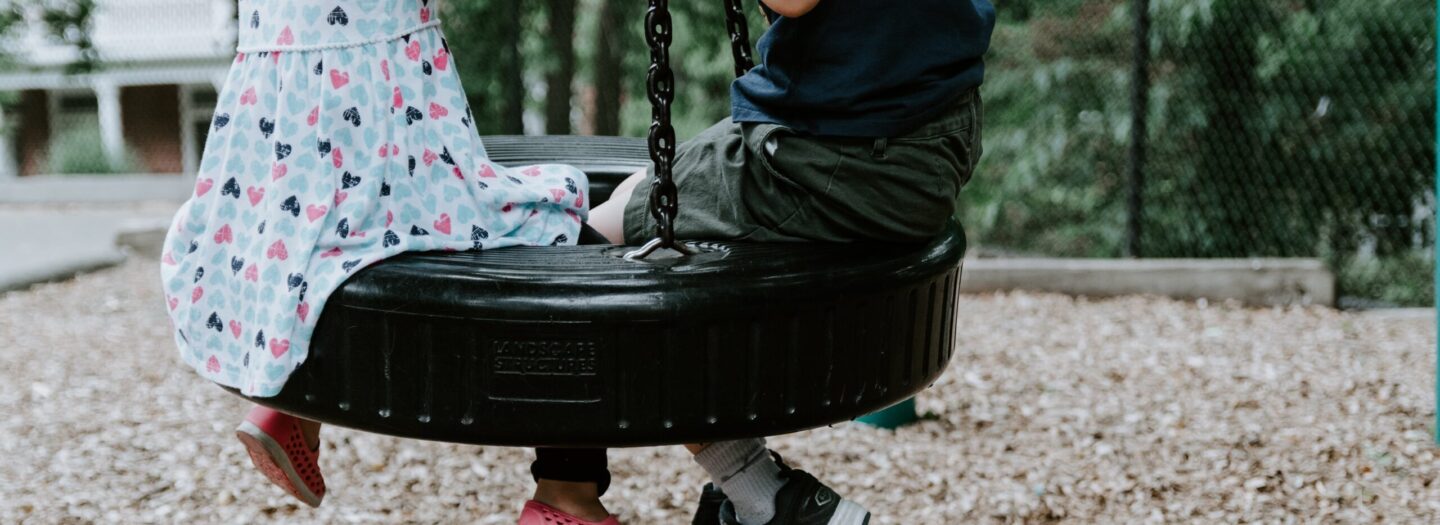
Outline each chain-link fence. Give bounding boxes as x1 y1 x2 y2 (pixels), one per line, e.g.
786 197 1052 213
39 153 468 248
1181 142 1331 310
970 0 1436 306
3 0 1435 306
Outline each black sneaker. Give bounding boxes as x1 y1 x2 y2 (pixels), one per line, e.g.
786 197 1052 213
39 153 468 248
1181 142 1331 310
692 482 729 525
717 457 871 525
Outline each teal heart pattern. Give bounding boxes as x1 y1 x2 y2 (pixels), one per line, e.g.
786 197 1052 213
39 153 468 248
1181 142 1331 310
164 1 589 397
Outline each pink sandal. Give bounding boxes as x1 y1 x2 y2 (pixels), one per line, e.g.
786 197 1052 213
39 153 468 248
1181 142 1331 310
235 406 326 507
518 500 621 525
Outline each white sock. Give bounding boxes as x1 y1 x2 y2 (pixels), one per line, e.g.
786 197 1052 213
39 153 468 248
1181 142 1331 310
693 438 787 525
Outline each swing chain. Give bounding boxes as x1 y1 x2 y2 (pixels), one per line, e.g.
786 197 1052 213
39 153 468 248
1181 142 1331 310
724 0 755 77
627 0 690 260
629 0 753 260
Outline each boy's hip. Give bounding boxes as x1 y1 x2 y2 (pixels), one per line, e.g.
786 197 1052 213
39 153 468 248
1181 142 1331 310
622 89 983 244
738 89 984 240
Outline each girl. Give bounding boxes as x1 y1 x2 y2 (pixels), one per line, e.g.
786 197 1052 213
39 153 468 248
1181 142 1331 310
160 1 611 523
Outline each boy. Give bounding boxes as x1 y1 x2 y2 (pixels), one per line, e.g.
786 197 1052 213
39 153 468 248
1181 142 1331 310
582 0 995 523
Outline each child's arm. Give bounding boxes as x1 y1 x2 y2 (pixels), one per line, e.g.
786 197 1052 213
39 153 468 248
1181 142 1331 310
761 0 820 18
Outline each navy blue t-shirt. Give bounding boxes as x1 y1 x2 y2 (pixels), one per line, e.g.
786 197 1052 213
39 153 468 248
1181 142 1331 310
732 0 996 137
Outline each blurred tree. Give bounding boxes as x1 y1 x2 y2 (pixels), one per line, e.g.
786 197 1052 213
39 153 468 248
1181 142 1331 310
0 0 99 73
1148 0 1436 304
443 0 526 135
968 0 1435 304
38 0 99 74
543 0 576 134
590 0 631 136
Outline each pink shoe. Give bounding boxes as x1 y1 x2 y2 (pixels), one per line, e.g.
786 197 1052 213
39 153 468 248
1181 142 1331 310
235 406 325 507
518 500 621 525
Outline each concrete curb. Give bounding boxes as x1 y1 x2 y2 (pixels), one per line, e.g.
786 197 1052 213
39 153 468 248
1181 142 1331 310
961 258 1336 307
1357 308 1434 320
0 174 193 204
0 251 127 294
114 219 173 260
108 223 1341 307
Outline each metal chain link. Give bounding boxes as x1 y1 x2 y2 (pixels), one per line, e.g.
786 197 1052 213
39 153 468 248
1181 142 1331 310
627 0 686 259
628 0 753 259
724 0 755 77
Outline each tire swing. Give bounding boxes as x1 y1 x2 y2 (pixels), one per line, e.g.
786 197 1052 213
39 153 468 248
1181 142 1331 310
228 0 967 448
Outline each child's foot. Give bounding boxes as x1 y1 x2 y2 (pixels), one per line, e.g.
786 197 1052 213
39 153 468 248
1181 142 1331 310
716 457 870 525
518 500 621 525
690 483 728 525
234 406 325 507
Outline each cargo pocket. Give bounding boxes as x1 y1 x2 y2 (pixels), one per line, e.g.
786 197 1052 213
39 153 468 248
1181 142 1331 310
739 123 842 236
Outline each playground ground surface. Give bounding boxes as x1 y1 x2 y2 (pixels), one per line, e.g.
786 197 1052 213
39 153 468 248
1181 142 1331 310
2 261 1436 523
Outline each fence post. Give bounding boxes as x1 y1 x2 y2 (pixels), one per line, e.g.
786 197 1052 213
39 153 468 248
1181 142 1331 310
1432 0 1438 446
1126 0 1150 258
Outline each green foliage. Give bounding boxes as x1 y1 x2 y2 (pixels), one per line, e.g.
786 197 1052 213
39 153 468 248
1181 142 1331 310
968 0 1435 305
45 122 136 175
961 0 1134 257
37 0 99 74
0 0 101 73
1339 252 1435 308
442 0 759 139
409 1 1440 305
444 0 527 135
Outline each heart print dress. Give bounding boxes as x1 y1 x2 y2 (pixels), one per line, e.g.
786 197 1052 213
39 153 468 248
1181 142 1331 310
161 0 590 397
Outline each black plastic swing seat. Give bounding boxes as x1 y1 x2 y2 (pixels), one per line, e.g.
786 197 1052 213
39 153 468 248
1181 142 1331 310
230 136 967 447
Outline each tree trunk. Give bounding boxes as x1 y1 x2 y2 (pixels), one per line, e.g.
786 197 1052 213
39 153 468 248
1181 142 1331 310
499 0 525 134
592 0 625 136
544 0 576 135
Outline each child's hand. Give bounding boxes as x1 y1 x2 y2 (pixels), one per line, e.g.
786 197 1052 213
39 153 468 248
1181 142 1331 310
761 0 820 18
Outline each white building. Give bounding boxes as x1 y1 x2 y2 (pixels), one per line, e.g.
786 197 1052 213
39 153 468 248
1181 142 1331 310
0 0 236 178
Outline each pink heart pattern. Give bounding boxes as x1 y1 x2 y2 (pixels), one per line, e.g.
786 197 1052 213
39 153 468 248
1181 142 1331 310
162 9 592 397
213 224 234 244
329 69 350 89
306 204 328 223
266 240 288 260
275 26 294 46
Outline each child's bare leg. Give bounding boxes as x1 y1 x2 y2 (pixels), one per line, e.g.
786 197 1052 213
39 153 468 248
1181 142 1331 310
588 169 648 244
533 480 612 521
298 418 321 448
